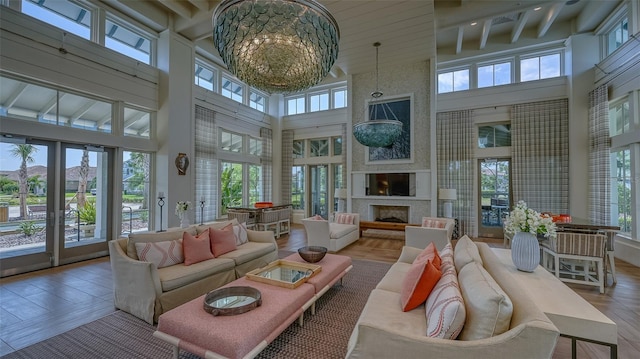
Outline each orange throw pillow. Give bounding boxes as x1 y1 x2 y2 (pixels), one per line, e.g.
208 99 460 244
182 229 214 265
210 224 237 257
415 242 442 270
400 257 442 312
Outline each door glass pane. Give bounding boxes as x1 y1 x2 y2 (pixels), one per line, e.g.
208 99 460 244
292 166 304 210
480 159 510 230
0 142 49 259
121 151 151 235
310 165 328 218
64 147 109 247
220 162 243 215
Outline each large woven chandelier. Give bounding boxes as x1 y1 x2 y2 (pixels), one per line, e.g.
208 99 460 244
212 0 340 94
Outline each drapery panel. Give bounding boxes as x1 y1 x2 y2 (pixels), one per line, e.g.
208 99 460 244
280 130 294 205
588 85 610 225
437 109 476 237
511 99 569 214
341 124 347 188
195 105 218 222
260 128 273 203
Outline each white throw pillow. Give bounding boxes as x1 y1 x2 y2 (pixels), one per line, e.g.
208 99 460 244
453 235 483 273
457 261 513 340
135 239 184 268
233 222 249 245
425 262 465 339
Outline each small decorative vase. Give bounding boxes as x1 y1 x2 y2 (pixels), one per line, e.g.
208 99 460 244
180 214 189 228
511 232 540 272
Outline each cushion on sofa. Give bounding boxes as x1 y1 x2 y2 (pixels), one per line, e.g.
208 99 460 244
425 262 465 339
183 229 214 265
415 242 442 270
134 239 184 268
329 223 357 239
439 243 454 269
458 261 513 340
335 213 355 224
375 262 412 293
127 227 196 260
157 257 236 292
453 235 483 273
210 224 237 257
232 222 249 245
218 241 277 266
195 219 235 235
422 218 447 228
400 256 442 312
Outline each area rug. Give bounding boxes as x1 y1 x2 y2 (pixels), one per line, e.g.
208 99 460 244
2 257 391 359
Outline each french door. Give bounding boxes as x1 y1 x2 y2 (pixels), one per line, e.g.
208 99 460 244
0 138 112 277
478 158 511 238
308 165 328 218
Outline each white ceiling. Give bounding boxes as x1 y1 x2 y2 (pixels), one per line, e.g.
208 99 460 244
103 0 621 78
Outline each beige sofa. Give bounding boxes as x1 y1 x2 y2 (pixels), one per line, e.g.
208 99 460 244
108 220 278 324
301 212 360 252
346 240 560 358
405 217 455 250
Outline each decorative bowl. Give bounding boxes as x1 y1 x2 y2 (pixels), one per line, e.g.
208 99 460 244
298 246 328 263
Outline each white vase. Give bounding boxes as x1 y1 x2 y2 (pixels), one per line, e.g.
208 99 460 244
180 214 190 228
511 232 540 272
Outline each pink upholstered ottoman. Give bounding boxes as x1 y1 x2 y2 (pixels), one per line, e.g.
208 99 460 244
154 277 315 359
283 253 353 314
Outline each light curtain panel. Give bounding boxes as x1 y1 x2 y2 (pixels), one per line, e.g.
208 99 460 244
511 99 569 214
437 109 476 237
588 84 611 225
260 127 273 203
195 105 218 222
281 129 294 205
341 124 347 187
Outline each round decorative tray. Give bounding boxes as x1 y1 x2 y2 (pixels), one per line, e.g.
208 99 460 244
203 286 262 316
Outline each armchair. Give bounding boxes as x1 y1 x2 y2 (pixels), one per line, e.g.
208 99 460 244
404 217 455 250
301 212 360 252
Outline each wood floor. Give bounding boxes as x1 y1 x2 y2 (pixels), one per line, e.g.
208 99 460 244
1 224 638 357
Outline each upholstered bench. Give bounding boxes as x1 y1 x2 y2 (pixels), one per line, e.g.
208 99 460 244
155 277 316 359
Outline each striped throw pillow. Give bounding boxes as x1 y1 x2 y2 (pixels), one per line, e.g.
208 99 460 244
425 260 465 339
335 213 354 225
233 222 249 245
135 239 184 268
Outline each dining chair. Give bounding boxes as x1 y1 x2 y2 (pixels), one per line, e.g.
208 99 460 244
540 232 607 293
257 209 281 238
227 210 255 229
277 207 291 237
603 230 617 284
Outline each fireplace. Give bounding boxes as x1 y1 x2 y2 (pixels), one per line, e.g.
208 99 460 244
369 205 410 223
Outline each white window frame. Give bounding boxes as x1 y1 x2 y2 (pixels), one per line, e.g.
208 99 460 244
476 59 514 88
518 50 563 83
195 60 217 92
221 77 244 104
331 87 347 109
308 90 330 112
437 67 470 94
249 89 268 113
104 14 156 66
286 95 306 115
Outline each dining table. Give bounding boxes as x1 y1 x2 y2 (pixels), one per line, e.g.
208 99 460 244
554 217 620 232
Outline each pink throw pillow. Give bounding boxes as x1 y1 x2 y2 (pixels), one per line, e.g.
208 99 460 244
415 242 442 270
335 213 354 224
183 230 214 266
400 257 442 312
310 214 325 220
210 224 237 257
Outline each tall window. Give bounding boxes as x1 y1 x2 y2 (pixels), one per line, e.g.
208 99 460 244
292 165 305 210
609 99 630 135
221 77 243 103
105 17 152 64
478 62 511 88
606 17 629 56
438 68 469 93
286 96 306 115
220 161 243 214
612 149 632 232
22 0 91 39
195 62 216 91
121 151 151 234
520 53 561 82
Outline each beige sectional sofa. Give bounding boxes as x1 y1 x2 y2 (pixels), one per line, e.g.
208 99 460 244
108 220 278 324
347 238 560 358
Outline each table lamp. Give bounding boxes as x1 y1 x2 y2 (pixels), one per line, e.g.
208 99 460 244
438 189 457 218
335 188 347 212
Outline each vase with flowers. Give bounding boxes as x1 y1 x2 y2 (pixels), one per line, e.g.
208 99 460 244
504 200 557 272
176 201 191 228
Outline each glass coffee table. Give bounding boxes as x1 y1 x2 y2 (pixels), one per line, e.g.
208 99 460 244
246 260 321 289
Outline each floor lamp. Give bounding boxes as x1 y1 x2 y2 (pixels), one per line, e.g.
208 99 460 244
438 189 457 218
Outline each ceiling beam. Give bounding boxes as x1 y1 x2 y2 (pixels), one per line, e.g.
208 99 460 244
511 10 531 43
187 0 211 11
456 26 464 54
479 19 492 49
123 112 146 129
158 0 192 19
537 2 564 38
38 93 65 117
69 101 97 124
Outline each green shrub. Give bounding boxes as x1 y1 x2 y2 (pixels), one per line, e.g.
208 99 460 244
78 201 96 224
19 221 43 237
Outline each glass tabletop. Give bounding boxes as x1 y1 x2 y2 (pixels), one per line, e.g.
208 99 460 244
247 260 321 289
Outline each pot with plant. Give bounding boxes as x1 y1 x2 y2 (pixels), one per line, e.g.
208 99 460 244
78 200 97 236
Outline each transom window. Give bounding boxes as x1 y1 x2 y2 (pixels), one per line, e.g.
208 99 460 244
249 91 266 112
520 53 561 82
438 68 469 93
249 137 263 156
478 124 511 148
609 99 630 136
287 96 306 115
333 88 347 108
606 17 629 56
222 77 243 103
220 130 243 153
478 62 512 88
195 62 216 91
22 0 91 39
105 17 152 64
309 91 329 112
